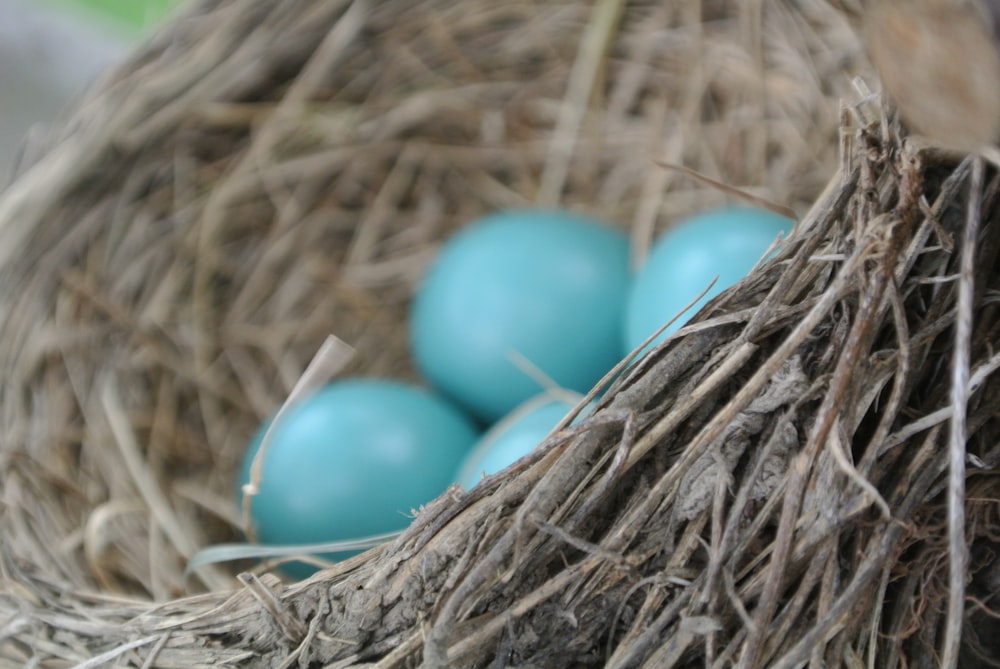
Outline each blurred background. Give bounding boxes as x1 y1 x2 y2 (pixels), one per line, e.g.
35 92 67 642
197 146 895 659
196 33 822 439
0 0 176 181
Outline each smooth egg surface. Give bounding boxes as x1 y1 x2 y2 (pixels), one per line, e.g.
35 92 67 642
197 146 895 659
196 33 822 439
624 206 793 354
238 378 479 576
455 393 588 489
411 209 630 422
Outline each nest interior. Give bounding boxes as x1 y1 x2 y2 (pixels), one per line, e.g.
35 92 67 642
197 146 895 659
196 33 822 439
2 0 999 667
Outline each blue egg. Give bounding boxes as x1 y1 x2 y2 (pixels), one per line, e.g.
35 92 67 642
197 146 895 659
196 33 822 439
455 393 589 489
237 379 479 577
624 206 793 354
411 209 630 422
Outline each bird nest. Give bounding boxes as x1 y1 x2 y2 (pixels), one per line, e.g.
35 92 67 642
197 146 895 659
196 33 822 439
1 0 998 667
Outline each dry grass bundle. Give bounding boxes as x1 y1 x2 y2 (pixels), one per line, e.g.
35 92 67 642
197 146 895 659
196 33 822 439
1 0 998 667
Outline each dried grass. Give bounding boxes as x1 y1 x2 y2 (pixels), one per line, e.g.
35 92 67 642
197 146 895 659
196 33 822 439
1 0 998 667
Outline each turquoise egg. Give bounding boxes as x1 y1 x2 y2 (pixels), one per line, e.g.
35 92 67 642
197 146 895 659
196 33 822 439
455 393 588 489
624 206 794 354
237 378 479 577
411 209 630 422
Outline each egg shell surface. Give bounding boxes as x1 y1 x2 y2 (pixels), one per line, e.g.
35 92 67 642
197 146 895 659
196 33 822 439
624 206 794 354
238 378 479 577
411 208 630 422
456 394 588 489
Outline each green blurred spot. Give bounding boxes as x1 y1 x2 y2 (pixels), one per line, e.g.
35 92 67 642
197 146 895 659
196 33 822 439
42 0 179 36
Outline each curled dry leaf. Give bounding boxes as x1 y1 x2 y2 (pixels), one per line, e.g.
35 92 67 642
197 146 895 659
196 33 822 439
864 0 1000 151
675 356 808 522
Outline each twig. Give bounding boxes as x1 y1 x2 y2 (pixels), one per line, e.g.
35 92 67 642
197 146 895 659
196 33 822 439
941 154 982 668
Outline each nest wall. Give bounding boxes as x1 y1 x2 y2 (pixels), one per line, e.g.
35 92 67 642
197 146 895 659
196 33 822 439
2 0 998 667
0 0 856 593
